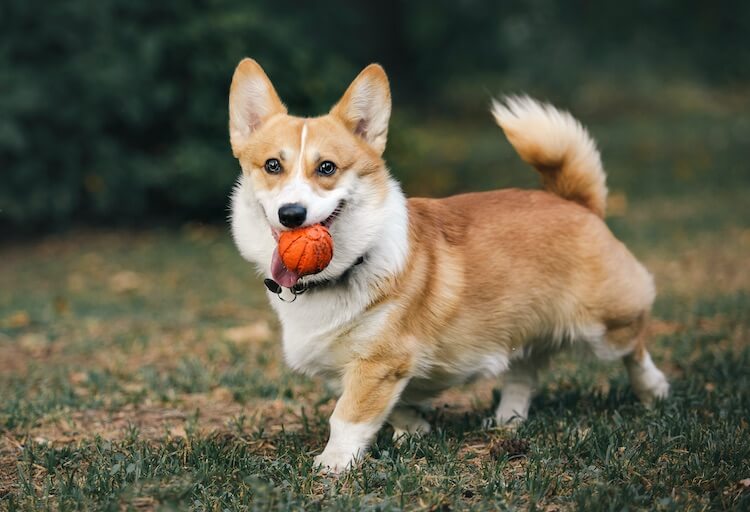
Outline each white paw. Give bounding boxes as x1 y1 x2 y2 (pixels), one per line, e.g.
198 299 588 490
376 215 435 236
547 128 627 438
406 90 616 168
393 418 432 441
483 412 524 430
626 352 670 408
314 417 377 474
392 417 431 441
313 448 358 474
492 381 533 429
634 371 670 408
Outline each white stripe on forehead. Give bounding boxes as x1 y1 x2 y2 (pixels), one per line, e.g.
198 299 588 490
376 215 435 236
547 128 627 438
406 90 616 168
272 121 315 206
296 122 308 175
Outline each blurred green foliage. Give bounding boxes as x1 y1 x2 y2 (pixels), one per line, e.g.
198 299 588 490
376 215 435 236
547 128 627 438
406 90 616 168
1 0 748 232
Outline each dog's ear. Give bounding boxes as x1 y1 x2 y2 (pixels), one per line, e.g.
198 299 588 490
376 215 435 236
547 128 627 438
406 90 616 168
330 64 391 155
229 58 287 157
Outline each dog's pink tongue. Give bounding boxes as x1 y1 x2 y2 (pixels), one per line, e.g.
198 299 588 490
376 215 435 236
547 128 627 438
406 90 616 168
271 247 300 288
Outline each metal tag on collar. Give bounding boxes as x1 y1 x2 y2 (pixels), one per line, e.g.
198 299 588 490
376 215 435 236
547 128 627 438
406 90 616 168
264 278 302 302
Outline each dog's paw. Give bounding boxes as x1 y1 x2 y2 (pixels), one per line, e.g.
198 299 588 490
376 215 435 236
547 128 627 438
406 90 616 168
392 418 431 442
390 410 431 441
483 414 523 431
313 449 357 475
626 352 670 409
634 371 670 408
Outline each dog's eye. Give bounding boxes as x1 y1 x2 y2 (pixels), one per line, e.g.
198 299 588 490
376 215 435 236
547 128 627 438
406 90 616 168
264 158 282 174
317 161 337 176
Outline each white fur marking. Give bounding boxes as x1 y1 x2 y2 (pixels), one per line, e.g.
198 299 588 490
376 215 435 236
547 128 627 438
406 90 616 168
494 362 538 425
315 377 409 472
297 122 308 176
495 381 534 425
313 417 379 472
479 353 511 377
389 407 431 440
626 352 670 406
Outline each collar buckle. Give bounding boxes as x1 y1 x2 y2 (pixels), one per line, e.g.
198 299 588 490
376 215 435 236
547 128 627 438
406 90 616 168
264 255 366 302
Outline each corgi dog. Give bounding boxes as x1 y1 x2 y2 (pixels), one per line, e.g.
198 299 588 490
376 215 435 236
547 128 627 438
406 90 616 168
228 58 670 473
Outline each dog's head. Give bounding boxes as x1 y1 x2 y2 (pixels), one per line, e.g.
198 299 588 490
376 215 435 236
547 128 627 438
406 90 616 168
229 59 400 286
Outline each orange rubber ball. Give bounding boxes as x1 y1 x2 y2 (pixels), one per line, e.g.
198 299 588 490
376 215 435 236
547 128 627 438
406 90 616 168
278 224 334 277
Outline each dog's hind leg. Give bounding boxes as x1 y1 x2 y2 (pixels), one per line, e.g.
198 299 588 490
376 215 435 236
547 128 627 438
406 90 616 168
493 352 551 427
622 334 670 407
388 406 431 440
596 315 670 407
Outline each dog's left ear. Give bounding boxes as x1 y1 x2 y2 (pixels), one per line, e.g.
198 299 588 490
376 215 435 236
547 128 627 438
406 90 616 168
330 64 391 155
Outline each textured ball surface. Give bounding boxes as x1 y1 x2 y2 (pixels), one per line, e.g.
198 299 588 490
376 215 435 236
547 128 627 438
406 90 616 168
278 224 334 277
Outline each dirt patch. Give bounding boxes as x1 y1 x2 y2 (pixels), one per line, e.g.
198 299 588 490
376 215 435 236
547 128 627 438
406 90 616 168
13 391 310 448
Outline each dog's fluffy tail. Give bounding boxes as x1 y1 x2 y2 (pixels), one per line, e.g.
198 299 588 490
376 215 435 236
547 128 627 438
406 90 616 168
491 95 607 218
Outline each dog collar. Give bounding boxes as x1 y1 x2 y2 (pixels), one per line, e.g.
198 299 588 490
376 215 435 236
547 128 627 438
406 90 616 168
264 255 365 302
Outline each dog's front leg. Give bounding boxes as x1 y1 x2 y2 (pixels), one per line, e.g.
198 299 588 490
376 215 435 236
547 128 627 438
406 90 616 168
314 357 410 473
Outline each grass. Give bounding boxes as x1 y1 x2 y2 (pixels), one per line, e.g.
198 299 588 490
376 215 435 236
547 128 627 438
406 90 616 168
2 99 750 510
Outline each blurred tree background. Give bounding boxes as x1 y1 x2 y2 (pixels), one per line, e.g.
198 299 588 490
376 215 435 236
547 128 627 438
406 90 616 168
1 0 748 233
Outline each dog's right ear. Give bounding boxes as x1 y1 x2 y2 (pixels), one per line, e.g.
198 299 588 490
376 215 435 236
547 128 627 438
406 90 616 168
229 58 287 157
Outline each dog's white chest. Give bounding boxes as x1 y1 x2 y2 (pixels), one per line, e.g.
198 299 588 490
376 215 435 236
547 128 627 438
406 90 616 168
275 287 394 375
280 315 346 375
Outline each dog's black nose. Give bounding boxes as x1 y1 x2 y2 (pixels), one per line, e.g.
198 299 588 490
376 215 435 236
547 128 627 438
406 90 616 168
278 203 307 228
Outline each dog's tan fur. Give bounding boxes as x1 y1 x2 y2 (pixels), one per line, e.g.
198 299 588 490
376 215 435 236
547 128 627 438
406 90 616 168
333 189 655 420
228 59 669 472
